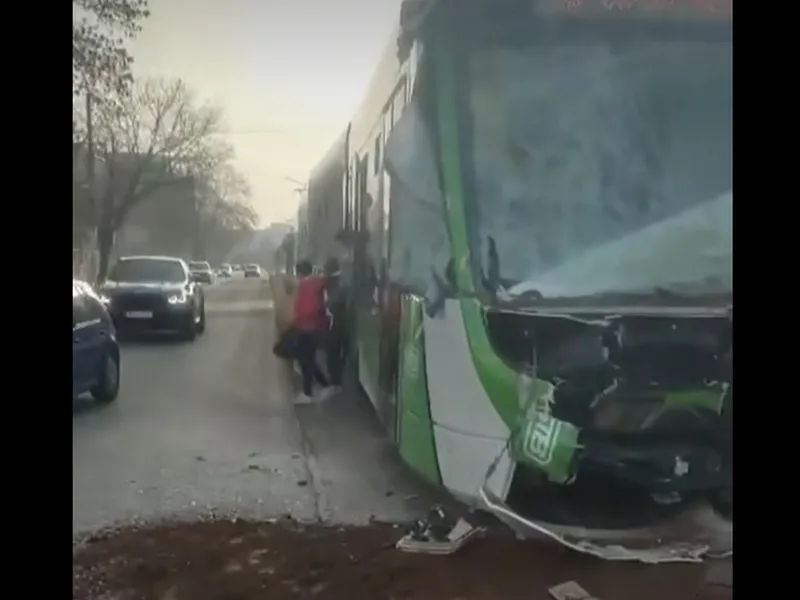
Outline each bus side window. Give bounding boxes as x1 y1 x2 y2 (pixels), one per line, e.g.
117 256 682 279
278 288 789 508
357 155 369 232
343 165 352 232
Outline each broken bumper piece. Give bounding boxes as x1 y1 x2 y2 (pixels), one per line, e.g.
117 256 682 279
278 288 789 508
476 485 731 563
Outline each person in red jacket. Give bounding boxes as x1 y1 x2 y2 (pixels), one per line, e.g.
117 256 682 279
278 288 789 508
291 260 330 404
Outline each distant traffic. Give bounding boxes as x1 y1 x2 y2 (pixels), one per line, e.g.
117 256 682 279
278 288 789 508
244 263 262 278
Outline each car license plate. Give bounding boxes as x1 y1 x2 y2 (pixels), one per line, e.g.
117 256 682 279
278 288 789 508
125 311 153 319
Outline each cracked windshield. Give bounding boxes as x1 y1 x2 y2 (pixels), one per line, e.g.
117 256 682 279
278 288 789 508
73 1 732 599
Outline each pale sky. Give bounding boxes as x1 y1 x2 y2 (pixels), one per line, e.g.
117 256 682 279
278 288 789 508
130 0 402 226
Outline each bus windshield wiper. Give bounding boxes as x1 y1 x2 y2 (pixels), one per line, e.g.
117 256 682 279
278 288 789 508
484 236 501 293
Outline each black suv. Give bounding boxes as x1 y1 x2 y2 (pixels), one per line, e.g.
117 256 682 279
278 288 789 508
97 256 206 340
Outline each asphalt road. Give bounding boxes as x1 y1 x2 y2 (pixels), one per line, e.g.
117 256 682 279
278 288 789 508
73 275 438 538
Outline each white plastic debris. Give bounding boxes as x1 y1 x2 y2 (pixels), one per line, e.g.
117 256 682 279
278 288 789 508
396 508 484 555
549 581 599 600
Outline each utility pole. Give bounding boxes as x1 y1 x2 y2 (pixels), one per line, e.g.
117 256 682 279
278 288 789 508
85 92 95 208
191 173 204 259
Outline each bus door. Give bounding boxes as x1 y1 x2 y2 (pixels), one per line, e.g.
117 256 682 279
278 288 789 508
377 81 406 442
362 132 389 410
354 152 381 405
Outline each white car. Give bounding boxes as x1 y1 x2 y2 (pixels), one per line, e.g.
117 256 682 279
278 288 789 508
244 264 261 278
188 261 215 285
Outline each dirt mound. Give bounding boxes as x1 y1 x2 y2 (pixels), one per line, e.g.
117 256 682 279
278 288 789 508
73 519 730 600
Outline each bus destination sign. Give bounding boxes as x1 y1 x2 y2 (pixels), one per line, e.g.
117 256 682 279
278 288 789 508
537 0 732 19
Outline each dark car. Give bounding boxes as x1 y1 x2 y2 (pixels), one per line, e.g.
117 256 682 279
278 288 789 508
244 263 261 278
73 280 121 403
97 256 206 340
189 261 215 285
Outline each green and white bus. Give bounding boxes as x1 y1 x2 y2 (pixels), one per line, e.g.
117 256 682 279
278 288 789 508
299 0 732 559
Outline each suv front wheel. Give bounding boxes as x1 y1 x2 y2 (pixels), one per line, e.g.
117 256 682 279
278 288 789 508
196 301 206 335
178 312 197 341
91 351 120 403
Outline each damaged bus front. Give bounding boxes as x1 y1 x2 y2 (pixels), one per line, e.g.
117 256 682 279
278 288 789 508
388 0 732 561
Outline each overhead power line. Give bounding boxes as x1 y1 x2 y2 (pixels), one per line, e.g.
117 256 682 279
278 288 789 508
215 125 335 135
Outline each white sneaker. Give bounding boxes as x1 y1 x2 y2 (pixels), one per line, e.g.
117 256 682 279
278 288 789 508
315 387 337 402
293 392 313 405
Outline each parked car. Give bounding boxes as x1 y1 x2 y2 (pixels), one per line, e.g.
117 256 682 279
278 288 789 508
188 261 215 284
73 279 121 403
244 264 261 278
96 256 206 340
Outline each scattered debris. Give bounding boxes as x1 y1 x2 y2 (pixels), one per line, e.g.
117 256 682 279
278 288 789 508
247 548 270 564
549 581 598 600
160 584 179 600
223 561 242 573
73 518 727 600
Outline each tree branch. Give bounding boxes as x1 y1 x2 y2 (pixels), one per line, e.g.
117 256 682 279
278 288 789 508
73 0 150 97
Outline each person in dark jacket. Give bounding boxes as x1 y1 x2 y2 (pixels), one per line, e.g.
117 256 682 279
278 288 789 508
323 257 347 387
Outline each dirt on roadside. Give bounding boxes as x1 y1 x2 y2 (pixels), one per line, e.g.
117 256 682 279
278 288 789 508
73 519 732 600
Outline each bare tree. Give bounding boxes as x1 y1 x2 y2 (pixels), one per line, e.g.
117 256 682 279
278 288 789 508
206 165 258 229
210 164 251 205
74 77 234 280
73 0 150 96
191 165 259 259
